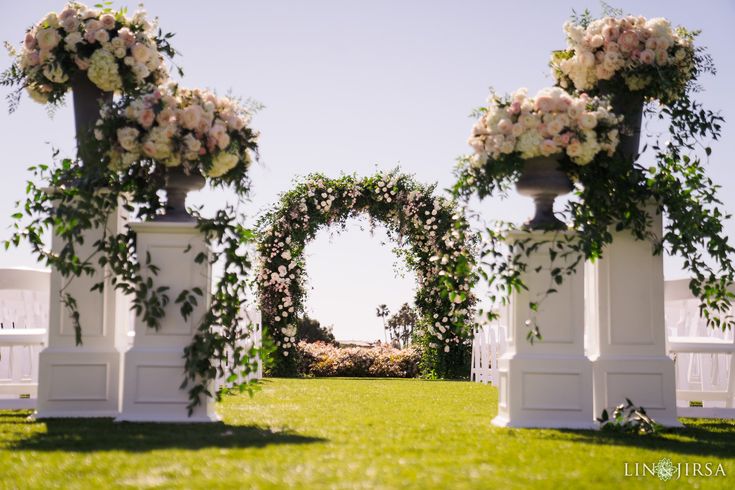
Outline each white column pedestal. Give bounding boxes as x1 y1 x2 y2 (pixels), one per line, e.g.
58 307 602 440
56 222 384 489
586 209 680 427
116 221 218 423
492 231 595 429
35 207 129 419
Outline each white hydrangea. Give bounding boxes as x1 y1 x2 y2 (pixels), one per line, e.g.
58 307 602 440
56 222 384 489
87 49 122 91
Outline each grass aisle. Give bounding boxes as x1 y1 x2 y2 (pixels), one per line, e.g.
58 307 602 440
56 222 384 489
1 378 734 489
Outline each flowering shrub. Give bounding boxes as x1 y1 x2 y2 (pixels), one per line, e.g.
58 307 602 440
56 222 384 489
459 86 620 200
93 83 258 187
1 1 176 110
551 14 697 104
296 342 421 378
257 171 477 378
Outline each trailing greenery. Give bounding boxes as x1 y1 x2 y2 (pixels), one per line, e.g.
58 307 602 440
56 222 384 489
6 149 264 414
453 9 733 334
597 398 663 435
256 170 478 378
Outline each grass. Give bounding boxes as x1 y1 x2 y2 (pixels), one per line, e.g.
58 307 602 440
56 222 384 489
0 378 734 489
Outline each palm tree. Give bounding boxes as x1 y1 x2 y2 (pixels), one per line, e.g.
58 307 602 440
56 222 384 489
376 304 390 343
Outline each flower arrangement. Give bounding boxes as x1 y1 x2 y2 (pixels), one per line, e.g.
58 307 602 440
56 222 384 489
453 7 733 338
296 341 421 378
257 171 477 378
459 86 620 200
469 87 620 167
1 1 177 110
93 83 258 189
551 14 698 104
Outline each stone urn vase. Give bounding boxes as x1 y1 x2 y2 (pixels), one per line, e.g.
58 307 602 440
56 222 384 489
598 82 645 162
156 166 206 222
71 74 112 165
515 155 573 231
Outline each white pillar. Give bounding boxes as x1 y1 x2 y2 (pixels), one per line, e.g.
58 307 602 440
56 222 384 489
116 221 218 423
586 208 680 426
35 207 128 418
492 231 595 429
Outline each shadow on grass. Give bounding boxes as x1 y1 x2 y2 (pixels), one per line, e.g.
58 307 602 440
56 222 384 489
8 416 326 453
546 420 735 459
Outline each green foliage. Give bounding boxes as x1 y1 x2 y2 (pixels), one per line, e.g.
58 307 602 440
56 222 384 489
295 316 335 344
6 150 265 414
386 302 418 348
597 398 663 435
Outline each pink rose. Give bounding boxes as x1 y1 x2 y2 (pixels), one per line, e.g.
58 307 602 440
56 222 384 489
181 105 204 130
117 27 136 47
605 41 620 53
589 34 604 49
558 132 572 145
59 7 77 21
138 109 155 128
645 37 658 51
100 13 116 30
639 49 655 65
94 29 109 44
509 101 521 114
618 30 639 52
85 19 102 32
534 95 554 113
24 32 36 50
602 25 619 41
62 16 80 32
540 139 558 156
497 118 513 134
27 51 40 66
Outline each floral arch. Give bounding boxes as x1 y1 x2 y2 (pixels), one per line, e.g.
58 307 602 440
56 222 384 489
256 170 478 377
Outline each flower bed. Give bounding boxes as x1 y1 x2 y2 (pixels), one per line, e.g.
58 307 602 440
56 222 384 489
296 341 421 378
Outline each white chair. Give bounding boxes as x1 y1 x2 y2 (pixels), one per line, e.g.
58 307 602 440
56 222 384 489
665 278 735 418
0 268 50 409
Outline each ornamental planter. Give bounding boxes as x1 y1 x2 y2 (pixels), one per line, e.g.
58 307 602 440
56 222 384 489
156 167 206 222
515 155 573 231
71 74 112 165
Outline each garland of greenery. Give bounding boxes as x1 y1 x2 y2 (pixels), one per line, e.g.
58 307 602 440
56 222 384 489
453 7 733 335
256 170 478 378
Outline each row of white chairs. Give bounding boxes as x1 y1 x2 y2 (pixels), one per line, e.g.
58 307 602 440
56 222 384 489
0 267 262 410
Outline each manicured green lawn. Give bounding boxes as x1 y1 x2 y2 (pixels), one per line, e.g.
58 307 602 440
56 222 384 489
1 378 733 489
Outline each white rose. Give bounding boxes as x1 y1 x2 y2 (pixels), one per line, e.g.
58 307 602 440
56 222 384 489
116 127 140 151
64 32 83 52
131 43 151 63
36 28 61 50
42 63 68 84
43 12 60 29
578 112 597 130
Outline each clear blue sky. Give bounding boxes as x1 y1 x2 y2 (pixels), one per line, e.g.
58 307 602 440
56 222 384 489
2 1 733 341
